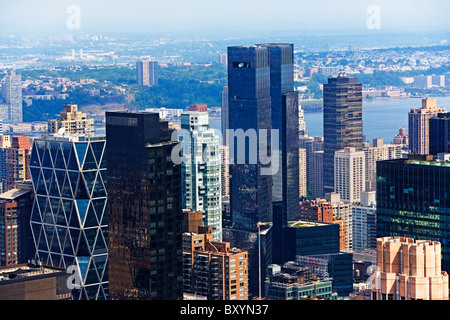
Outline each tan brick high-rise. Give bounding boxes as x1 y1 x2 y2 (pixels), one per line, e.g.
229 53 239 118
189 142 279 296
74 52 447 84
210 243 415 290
371 237 449 300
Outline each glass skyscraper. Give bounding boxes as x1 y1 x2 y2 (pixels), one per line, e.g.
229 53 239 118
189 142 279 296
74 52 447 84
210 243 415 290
29 134 108 300
323 73 363 196
376 154 450 272
106 111 183 300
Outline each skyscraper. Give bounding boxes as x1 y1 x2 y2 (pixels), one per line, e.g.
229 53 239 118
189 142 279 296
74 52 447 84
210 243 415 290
263 43 299 222
408 98 446 155
226 44 273 297
323 73 363 195
106 111 182 300
1 136 31 193
429 112 450 155
2 71 22 123
377 154 450 272
29 134 108 300
136 60 158 87
180 112 222 241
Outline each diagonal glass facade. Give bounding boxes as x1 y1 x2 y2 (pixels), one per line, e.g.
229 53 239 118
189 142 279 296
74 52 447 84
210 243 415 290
29 135 108 300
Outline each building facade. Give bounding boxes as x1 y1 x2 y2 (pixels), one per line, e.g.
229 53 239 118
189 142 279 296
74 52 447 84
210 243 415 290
106 111 182 300
334 147 366 204
29 134 108 300
0 136 31 193
2 71 22 123
408 98 446 155
47 104 94 136
136 60 158 87
323 73 363 195
180 112 222 241
429 112 450 155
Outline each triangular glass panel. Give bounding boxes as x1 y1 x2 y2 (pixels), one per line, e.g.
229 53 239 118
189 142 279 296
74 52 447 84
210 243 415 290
92 199 106 226
55 170 66 196
30 202 42 223
92 173 106 198
83 171 97 197
93 254 108 282
83 146 97 171
49 171 60 197
68 171 79 196
61 172 73 199
61 199 72 226
76 256 90 283
67 145 79 171
85 284 99 300
42 199 54 225
84 203 98 228
75 175 89 199
54 146 66 170
36 170 47 195
34 140 46 165
68 228 81 255
75 199 89 226
30 147 39 167
49 197 61 224
38 226 48 251
49 141 59 165
91 141 105 167
30 167 40 190
77 233 91 256
49 226 61 253
74 143 88 168
39 251 49 266
61 142 72 169
93 229 107 255
41 144 53 168
72 288 82 301
30 222 41 247
100 170 107 189
51 253 62 269
68 203 81 229
84 228 98 253
101 227 108 250
56 227 68 255
42 169 53 194
85 260 100 286
97 285 107 300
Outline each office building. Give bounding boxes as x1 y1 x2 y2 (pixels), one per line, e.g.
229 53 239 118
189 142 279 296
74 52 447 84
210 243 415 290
182 231 248 300
180 112 222 241
371 237 449 300
106 111 182 300
299 136 324 198
136 60 158 87
219 53 227 66
393 127 409 145
326 193 353 252
298 106 307 136
2 71 22 123
299 199 334 223
47 104 94 136
429 112 450 155
408 98 446 155
334 147 365 204
323 73 363 195
29 133 108 300
188 104 208 112
377 154 450 272
1 136 31 193
0 262 71 300
0 182 33 266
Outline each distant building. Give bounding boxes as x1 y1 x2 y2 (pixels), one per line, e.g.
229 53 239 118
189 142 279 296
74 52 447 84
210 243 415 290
413 75 433 89
219 53 228 66
371 237 449 300
408 98 446 155
2 71 22 123
352 191 377 252
298 148 307 198
304 68 318 77
299 199 334 223
299 136 324 198
393 127 408 145
326 193 353 252
221 86 228 146
47 104 94 136
136 60 158 87
220 145 229 198
188 104 208 112
182 231 248 300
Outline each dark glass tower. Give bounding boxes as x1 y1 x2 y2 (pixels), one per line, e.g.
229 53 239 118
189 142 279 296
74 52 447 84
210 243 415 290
376 155 450 272
263 43 299 222
323 73 363 196
106 112 183 300
429 112 450 155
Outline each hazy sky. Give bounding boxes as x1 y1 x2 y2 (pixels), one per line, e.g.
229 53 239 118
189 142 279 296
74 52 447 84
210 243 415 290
0 0 449 37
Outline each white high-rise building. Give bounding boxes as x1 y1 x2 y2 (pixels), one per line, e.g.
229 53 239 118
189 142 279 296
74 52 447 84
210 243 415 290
136 60 158 87
352 191 377 252
2 71 22 123
334 147 365 204
180 112 222 241
326 192 353 252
